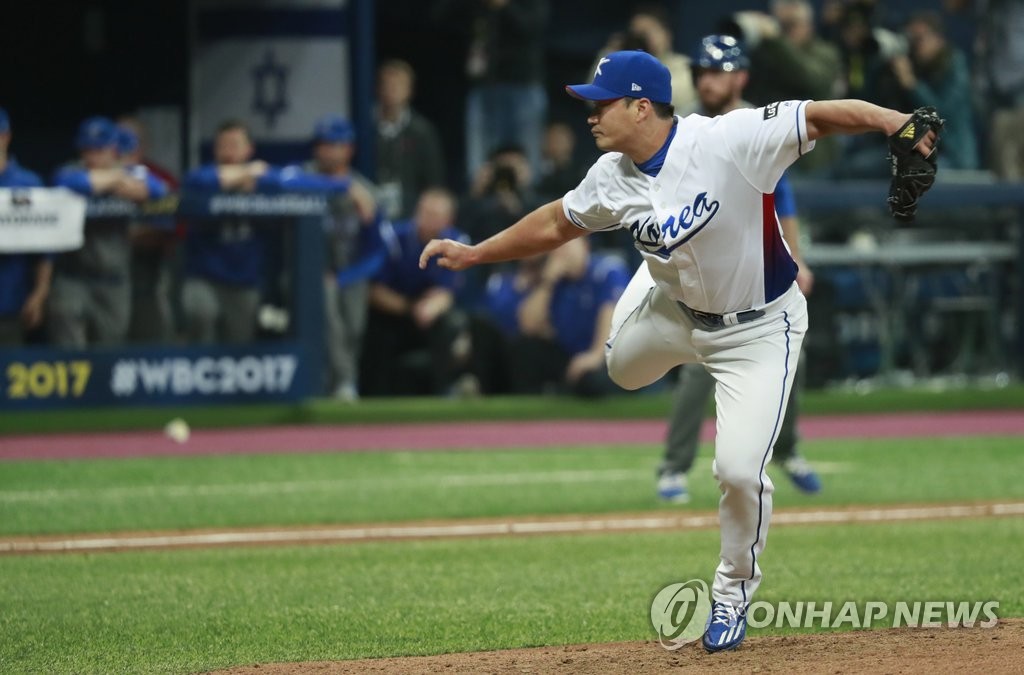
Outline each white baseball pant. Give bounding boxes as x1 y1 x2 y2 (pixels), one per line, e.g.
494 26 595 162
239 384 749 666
606 263 807 606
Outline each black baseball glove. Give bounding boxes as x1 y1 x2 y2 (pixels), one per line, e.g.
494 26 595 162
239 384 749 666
886 106 944 222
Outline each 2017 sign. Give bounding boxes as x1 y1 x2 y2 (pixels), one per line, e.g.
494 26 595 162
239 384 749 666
6 360 92 400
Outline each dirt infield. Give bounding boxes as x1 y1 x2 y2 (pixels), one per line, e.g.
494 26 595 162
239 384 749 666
212 619 1024 674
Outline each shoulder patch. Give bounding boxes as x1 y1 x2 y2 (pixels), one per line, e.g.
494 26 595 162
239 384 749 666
764 102 780 120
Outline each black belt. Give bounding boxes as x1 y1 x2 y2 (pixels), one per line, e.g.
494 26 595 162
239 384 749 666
678 302 765 330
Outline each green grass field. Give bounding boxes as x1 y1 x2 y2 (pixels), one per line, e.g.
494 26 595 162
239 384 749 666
1 392 1023 673
1 520 1022 673
1 437 1024 536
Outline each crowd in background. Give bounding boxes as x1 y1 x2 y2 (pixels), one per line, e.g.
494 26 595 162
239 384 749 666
1 0 1021 400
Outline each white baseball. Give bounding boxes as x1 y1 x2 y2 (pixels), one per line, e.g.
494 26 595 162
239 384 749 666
164 418 191 444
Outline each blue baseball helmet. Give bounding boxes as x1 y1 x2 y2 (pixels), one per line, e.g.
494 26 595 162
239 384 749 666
312 114 355 144
691 34 750 72
116 126 140 156
75 116 118 150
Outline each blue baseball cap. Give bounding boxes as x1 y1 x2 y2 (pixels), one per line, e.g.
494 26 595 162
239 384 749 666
0 107 9 134
312 114 355 144
566 50 672 104
76 116 118 150
116 126 140 155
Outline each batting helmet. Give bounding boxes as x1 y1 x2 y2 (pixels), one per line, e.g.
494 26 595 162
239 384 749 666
691 34 750 72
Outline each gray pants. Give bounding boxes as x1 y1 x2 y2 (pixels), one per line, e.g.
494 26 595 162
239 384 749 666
324 278 368 392
991 106 1024 180
128 247 173 343
661 362 799 475
181 277 260 345
47 276 131 348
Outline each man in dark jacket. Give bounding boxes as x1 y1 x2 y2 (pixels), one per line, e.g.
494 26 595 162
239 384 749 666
376 59 446 221
432 0 549 182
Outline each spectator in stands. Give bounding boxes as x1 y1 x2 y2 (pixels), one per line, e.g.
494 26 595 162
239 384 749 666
0 107 51 346
180 119 274 344
375 59 446 221
50 116 168 347
596 5 698 114
737 1 843 103
361 188 472 396
725 1 843 173
479 237 628 397
117 124 177 343
833 2 906 109
829 2 908 178
306 114 382 402
535 121 588 203
975 0 1024 179
432 0 549 182
889 12 978 170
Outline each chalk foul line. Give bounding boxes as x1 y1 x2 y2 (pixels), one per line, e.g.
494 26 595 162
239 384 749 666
2 501 1022 555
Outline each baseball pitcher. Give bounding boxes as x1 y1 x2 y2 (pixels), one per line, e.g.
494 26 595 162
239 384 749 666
419 50 940 651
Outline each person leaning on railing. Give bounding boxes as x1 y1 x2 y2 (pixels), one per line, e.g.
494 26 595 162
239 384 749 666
49 116 169 348
179 119 288 346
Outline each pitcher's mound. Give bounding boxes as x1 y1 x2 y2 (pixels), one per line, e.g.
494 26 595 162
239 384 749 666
214 619 1022 674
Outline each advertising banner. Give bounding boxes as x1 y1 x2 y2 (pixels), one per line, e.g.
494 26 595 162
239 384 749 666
0 344 311 410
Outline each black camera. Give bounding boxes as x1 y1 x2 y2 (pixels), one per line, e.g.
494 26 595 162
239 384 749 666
489 164 520 193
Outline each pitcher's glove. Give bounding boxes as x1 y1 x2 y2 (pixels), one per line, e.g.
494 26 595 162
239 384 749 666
886 106 944 222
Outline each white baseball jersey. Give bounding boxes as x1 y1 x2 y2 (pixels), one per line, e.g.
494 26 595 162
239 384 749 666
563 100 814 315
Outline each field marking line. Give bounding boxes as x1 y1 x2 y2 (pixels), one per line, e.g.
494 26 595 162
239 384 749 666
0 469 652 502
2 501 1021 555
0 463 854 503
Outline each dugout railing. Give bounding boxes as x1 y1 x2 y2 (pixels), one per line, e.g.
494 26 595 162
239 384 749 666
2 180 1020 410
794 179 1023 383
0 191 328 411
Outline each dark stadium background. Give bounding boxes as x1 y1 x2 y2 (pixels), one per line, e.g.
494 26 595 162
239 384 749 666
2 0 953 188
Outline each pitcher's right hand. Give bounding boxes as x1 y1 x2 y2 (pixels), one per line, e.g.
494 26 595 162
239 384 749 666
419 239 478 271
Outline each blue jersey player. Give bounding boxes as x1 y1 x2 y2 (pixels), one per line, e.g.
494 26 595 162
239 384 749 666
0 107 51 346
480 237 629 396
50 116 168 347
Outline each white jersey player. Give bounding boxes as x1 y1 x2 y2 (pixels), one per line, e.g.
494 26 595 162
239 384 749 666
420 49 938 652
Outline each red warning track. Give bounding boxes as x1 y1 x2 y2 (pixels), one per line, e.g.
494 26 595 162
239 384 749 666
1 410 1022 461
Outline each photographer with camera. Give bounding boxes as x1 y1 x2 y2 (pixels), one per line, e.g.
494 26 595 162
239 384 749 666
594 5 697 114
457 143 539 247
